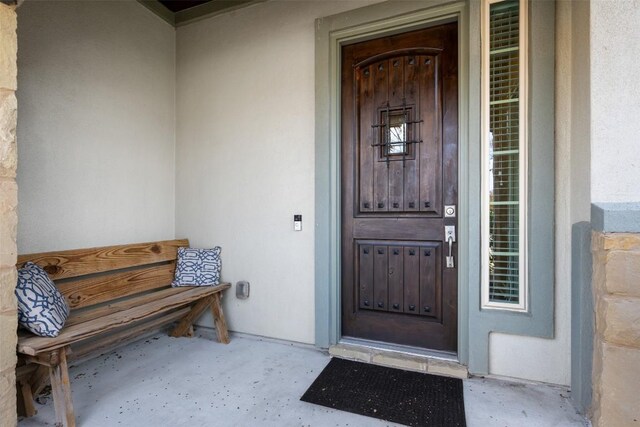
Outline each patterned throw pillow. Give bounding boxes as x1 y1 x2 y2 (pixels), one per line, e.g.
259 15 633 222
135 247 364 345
172 247 222 287
16 262 70 337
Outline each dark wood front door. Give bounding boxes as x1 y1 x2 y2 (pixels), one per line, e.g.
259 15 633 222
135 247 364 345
341 23 458 352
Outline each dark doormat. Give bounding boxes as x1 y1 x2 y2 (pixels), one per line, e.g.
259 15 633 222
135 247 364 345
300 358 466 427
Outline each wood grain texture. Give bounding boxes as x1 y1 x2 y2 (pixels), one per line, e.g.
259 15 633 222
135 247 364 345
211 293 230 344
388 246 404 313
358 244 374 310
72 308 190 361
64 287 193 328
403 55 420 212
372 58 389 213
170 296 213 337
24 351 62 367
59 263 176 309
17 239 189 280
29 365 50 398
18 378 37 417
419 53 441 215
388 57 404 213
48 348 74 427
419 243 440 319
358 61 374 213
18 284 231 355
403 246 420 314
373 245 388 311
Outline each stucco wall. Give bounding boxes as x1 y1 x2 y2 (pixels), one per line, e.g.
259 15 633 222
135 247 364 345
175 0 381 344
16 0 176 253
590 1 640 203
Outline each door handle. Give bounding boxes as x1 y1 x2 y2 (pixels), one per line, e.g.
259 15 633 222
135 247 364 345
445 225 455 268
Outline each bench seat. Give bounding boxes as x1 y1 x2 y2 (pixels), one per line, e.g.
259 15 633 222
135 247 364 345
18 284 230 356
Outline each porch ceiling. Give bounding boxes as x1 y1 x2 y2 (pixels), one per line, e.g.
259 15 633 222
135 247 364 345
158 0 213 13
139 0 261 26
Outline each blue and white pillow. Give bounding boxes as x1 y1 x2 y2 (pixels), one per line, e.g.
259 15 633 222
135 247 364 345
172 247 222 287
16 262 70 337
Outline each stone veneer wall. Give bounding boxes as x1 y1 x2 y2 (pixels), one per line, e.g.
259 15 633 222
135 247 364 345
0 2 17 426
591 231 640 426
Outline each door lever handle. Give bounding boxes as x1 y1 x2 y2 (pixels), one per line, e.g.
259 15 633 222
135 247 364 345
446 236 455 268
445 225 455 268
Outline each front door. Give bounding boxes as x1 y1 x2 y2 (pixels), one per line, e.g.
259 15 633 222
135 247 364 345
341 23 458 352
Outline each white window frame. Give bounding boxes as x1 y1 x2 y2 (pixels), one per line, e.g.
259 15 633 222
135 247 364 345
481 0 528 311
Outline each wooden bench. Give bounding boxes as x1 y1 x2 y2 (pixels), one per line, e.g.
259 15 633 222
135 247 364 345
15 239 230 427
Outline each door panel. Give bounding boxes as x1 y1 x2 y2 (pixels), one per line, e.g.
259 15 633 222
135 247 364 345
358 244 374 310
354 240 442 320
387 246 404 312
341 24 458 351
419 243 441 319
373 245 389 310
388 58 405 213
403 246 420 315
372 62 389 213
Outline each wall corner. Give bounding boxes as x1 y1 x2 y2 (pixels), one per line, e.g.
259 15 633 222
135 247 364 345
0 2 18 425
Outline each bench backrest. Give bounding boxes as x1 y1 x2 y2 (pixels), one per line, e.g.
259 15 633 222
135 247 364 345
17 239 189 311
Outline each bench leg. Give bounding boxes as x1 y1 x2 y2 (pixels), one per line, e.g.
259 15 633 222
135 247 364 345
49 348 75 427
170 296 214 338
16 361 39 418
18 378 37 417
211 293 230 344
30 364 50 397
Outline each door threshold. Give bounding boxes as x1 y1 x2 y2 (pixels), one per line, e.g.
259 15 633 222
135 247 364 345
330 337 468 379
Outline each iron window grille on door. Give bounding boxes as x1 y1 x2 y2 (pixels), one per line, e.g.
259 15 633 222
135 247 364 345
371 99 423 168
481 0 528 311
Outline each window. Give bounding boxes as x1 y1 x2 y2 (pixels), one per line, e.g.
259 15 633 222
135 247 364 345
387 112 407 155
482 0 527 310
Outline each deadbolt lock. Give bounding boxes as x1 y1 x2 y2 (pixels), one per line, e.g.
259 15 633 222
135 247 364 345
444 205 456 218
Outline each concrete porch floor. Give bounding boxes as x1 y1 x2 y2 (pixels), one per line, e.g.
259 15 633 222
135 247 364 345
19 330 589 427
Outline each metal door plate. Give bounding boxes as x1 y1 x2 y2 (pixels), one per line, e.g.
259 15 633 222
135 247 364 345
444 205 456 218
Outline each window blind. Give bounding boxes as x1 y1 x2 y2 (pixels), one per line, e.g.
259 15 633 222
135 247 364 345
488 0 522 304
